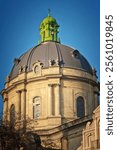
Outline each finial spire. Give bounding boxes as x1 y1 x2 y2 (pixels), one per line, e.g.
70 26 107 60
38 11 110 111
48 9 51 16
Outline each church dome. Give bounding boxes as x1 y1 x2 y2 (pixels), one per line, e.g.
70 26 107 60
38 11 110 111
9 41 93 80
9 12 93 80
2 12 99 150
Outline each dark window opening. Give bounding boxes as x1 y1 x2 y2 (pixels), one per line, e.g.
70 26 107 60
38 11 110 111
76 96 85 118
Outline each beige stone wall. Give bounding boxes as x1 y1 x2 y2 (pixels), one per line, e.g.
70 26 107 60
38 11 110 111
2 67 99 129
62 80 94 117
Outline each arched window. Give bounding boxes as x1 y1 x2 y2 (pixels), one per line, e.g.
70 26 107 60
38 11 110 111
76 96 85 118
33 97 41 119
10 104 15 125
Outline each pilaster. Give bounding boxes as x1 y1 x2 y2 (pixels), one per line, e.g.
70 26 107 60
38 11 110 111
21 89 27 120
48 84 53 116
16 90 21 119
55 84 61 116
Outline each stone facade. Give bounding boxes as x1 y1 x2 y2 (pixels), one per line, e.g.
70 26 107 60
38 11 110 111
2 66 99 128
78 106 100 150
1 14 99 150
2 64 99 150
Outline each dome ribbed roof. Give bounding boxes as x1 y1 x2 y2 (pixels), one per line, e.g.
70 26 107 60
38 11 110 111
40 16 57 26
9 42 93 80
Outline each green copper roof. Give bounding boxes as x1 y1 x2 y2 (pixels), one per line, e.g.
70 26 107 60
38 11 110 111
40 16 57 26
39 11 60 43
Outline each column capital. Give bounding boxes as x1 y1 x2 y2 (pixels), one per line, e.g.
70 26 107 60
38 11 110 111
54 83 61 87
16 90 22 94
21 89 27 92
3 98 8 102
2 92 8 99
48 84 53 87
94 91 99 95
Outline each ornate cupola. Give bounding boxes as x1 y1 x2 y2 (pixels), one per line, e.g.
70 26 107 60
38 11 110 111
39 10 60 43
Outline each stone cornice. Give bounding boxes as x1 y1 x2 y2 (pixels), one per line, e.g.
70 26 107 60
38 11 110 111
61 75 98 87
35 115 92 136
2 79 26 93
3 73 99 93
26 74 62 84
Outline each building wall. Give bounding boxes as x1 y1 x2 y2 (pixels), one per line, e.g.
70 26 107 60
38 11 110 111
77 106 100 150
2 67 99 129
2 66 99 150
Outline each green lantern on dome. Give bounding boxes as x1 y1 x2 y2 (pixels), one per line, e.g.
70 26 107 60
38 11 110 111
39 10 60 43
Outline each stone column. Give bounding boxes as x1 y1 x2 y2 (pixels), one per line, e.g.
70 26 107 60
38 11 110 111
6 99 8 113
82 129 85 148
55 84 61 116
21 89 27 120
94 92 99 108
5 98 8 119
3 99 7 120
3 92 8 119
85 98 88 116
94 118 98 140
3 98 8 121
48 84 53 116
3 100 6 115
16 91 21 119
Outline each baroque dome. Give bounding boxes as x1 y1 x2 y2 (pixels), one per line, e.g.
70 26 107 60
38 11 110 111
9 41 93 80
2 12 99 150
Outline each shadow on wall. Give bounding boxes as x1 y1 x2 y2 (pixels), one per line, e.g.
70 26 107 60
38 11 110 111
21 133 61 150
0 113 61 150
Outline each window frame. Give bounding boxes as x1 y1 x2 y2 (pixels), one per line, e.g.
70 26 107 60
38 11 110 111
76 96 85 118
33 97 41 119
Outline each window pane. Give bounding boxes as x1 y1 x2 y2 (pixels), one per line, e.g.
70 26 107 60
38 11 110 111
33 97 41 119
77 97 85 118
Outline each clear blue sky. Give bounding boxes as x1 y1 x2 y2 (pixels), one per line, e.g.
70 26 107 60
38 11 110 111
0 0 100 112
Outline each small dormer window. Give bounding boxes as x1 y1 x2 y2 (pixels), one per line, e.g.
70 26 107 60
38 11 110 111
34 65 40 73
13 58 20 65
33 61 43 75
49 59 56 66
73 50 80 58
